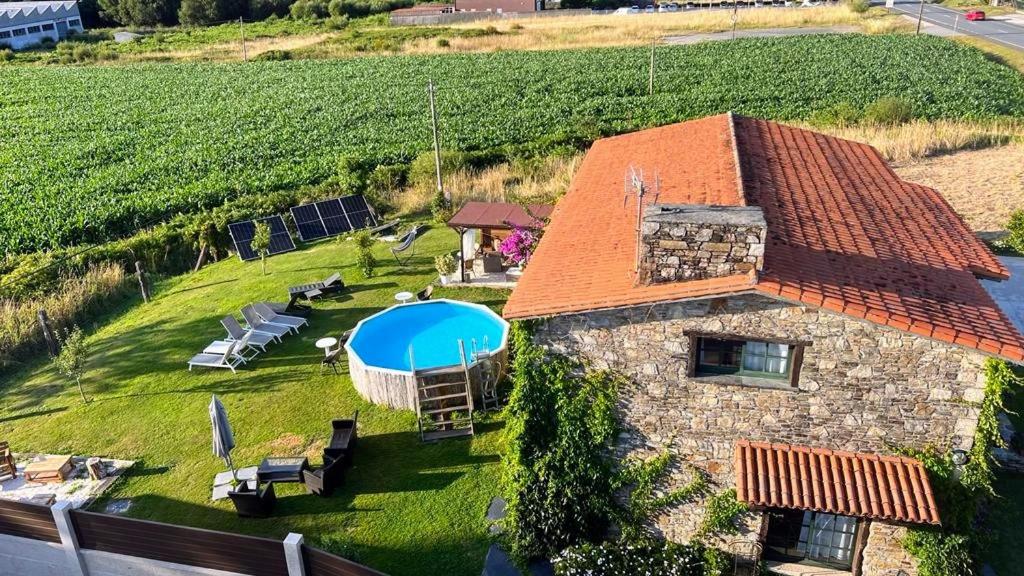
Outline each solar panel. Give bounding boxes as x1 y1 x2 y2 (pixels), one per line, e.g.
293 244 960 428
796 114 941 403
290 204 328 242
340 194 377 229
316 199 353 236
228 220 258 261
228 215 295 261
263 215 296 256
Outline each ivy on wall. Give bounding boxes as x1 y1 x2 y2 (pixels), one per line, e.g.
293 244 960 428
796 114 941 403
902 358 1022 576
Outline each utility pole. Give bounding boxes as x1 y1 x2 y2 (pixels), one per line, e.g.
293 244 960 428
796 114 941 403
427 78 446 202
731 4 739 39
240 17 248 61
648 37 656 96
915 0 925 34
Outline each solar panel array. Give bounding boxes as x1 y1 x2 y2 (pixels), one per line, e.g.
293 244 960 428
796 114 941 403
228 215 296 261
290 195 378 242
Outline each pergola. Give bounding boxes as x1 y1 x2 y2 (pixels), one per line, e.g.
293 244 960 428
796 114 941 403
446 201 553 283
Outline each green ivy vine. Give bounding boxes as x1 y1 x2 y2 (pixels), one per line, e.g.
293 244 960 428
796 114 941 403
902 358 1021 576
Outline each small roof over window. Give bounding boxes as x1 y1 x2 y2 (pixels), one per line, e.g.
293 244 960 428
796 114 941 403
734 440 941 525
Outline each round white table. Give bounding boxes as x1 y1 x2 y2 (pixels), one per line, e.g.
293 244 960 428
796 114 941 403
315 337 339 357
395 291 414 304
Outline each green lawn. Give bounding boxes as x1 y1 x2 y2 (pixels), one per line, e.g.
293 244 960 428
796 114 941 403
0 227 509 576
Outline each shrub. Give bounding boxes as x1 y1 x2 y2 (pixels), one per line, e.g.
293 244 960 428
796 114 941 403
864 96 914 126
430 190 452 223
1006 210 1024 255
553 538 714 576
502 322 620 561
353 229 376 278
808 101 861 127
255 49 292 61
436 38 449 48
903 530 972 576
845 0 869 12
365 164 407 214
696 489 748 540
251 221 271 275
434 253 456 277
249 0 292 19
290 0 330 19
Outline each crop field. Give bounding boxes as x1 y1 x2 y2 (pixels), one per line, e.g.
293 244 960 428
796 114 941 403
2 33 1023 255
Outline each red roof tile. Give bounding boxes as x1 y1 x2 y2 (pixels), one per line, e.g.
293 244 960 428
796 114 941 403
735 440 941 525
502 114 1024 362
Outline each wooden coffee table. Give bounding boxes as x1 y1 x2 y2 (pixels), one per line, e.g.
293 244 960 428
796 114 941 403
24 456 74 484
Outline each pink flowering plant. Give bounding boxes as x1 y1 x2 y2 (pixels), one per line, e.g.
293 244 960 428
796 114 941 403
499 226 538 266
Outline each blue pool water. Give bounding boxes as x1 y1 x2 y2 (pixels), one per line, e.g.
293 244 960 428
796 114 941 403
347 300 508 371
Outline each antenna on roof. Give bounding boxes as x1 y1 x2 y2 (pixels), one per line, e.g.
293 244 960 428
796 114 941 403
624 165 649 273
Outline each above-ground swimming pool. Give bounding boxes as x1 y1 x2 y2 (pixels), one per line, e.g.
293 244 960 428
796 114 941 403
345 299 510 409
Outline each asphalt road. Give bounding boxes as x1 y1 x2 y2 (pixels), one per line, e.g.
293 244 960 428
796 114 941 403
890 0 1024 51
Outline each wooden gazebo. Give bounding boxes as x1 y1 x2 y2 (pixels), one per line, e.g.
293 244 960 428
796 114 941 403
446 201 553 284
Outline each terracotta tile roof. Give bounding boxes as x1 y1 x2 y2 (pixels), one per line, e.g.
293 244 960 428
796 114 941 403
735 440 941 525
502 114 1024 362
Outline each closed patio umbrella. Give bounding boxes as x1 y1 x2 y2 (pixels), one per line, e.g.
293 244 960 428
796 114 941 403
209 395 237 482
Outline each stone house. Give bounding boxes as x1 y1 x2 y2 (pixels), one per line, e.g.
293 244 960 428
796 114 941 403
502 114 1024 575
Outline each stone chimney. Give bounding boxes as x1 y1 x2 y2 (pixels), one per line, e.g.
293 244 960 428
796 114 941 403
638 204 766 285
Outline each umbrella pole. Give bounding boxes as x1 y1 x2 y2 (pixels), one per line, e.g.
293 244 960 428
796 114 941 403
225 454 238 483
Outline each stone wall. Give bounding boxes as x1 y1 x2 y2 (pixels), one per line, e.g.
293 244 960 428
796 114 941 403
860 523 918 576
532 293 988 562
638 205 766 284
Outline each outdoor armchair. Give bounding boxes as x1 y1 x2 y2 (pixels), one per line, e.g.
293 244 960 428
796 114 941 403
324 411 358 464
227 481 276 518
303 455 345 497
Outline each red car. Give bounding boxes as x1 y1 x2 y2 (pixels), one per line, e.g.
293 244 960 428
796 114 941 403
965 9 985 21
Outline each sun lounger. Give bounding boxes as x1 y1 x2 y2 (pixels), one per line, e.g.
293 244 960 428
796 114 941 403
241 306 294 338
188 340 244 374
253 303 307 331
222 316 278 347
204 333 258 362
262 301 310 318
287 273 346 307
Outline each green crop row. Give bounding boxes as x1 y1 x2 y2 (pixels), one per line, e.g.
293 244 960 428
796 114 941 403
1 33 1022 255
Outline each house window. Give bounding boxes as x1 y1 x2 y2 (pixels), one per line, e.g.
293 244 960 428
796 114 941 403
0 30 11 39
69 18 81 27
12 28 26 36
27 25 42 33
41 23 55 31
696 337 791 379
764 510 858 570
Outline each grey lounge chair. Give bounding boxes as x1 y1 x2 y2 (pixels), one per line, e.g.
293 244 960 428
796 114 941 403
222 316 278 347
253 303 307 331
188 340 244 373
240 307 293 339
205 331 258 362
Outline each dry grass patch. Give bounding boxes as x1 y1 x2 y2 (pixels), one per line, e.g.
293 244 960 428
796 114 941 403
811 119 1024 162
956 35 1024 75
402 5 893 54
892 143 1024 235
396 154 582 214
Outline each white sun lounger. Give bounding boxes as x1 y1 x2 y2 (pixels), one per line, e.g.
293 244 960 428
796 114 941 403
188 340 243 374
222 316 278 347
241 306 293 338
205 331 258 361
253 303 307 331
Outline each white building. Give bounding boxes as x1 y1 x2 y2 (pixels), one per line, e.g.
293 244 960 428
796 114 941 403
0 1 84 50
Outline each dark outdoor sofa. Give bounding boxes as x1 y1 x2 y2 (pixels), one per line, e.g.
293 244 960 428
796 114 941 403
324 411 358 464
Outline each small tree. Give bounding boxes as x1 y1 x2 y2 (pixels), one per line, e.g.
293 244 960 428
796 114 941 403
353 229 377 278
53 326 89 403
252 221 272 276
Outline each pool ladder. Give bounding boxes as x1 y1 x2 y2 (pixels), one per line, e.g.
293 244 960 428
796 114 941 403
410 340 476 442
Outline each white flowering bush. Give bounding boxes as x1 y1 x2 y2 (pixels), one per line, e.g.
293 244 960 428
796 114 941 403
553 538 719 576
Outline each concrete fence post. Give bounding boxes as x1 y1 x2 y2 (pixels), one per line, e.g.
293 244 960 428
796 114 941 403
283 532 306 576
51 502 89 576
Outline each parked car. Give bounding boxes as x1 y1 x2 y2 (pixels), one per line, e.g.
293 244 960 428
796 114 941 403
965 9 985 20
644 4 656 12
630 4 641 11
